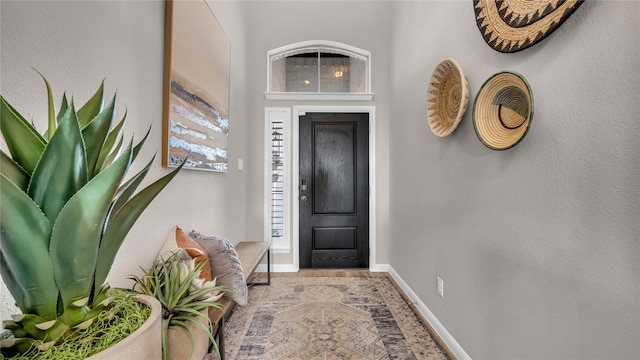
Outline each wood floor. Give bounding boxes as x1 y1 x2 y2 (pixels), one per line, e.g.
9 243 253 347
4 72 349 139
250 270 456 360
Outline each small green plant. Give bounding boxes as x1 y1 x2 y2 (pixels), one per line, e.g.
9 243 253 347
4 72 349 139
0 74 183 354
129 251 232 360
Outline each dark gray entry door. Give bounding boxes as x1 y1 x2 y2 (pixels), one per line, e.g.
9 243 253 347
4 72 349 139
299 112 369 268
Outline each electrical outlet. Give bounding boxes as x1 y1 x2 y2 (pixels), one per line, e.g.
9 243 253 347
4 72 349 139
437 276 444 298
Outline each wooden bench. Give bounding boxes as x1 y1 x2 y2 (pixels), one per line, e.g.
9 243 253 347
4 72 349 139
208 241 271 359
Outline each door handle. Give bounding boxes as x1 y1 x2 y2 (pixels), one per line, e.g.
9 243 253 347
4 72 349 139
300 195 308 202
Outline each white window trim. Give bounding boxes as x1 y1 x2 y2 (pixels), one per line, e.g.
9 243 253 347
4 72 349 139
265 93 373 101
264 108 292 253
265 40 373 100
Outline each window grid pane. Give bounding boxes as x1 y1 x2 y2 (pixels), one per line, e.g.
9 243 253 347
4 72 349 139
271 121 285 238
269 44 370 94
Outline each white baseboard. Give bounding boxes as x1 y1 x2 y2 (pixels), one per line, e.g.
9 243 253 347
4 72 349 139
369 263 390 272
388 266 471 360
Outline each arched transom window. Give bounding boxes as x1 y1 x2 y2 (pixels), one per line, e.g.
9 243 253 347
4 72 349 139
266 41 372 100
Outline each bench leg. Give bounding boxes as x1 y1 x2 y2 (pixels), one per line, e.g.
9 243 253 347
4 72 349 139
247 248 271 286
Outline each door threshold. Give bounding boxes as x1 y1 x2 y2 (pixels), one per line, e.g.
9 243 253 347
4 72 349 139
255 269 387 278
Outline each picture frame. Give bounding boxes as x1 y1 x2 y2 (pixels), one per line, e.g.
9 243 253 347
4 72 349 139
162 0 231 172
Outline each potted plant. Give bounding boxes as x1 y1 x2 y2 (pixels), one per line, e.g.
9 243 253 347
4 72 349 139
130 251 231 360
0 74 183 358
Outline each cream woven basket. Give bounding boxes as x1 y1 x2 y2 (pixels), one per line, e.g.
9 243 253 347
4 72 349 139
426 58 469 137
473 71 533 150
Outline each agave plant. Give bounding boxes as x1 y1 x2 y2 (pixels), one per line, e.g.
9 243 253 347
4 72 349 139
0 75 183 354
129 251 231 360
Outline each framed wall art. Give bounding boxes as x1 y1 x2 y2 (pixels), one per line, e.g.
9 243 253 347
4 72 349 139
162 0 231 172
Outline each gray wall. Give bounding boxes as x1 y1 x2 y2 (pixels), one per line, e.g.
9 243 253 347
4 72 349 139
389 1 640 359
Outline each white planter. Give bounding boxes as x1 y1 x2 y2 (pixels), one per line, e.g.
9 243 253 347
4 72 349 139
87 295 162 360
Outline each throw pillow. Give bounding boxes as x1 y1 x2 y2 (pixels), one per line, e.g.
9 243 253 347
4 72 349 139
157 225 212 282
189 230 248 306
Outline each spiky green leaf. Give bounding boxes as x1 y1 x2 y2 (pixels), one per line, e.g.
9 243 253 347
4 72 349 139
28 101 88 224
0 150 29 191
94 161 184 290
12 314 48 339
0 253 28 315
95 112 126 176
0 96 47 175
161 318 170 360
77 80 104 128
59 302 90 330
101 128 154 223
82 94 116 177
131 125 151 162
57 93 68 125
50 143 132 311
0 174 57 318
34 70 57 139
100 135 124 172
91 284 111 308
108 155 155 224
33 319 69 345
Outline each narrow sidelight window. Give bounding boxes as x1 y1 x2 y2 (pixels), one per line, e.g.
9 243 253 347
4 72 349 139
264 108 291 250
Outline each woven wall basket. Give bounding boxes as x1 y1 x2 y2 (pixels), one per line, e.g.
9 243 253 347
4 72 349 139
473 71 533 150
473 0 585 53
426 58 469 137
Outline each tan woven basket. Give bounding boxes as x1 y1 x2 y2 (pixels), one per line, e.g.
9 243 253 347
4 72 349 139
473 0 584 53
473 71 533 150
426 58 469 137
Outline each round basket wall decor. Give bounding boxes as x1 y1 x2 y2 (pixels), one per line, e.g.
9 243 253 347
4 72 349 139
426 58 469 137
473 71 533 150
473 0 585 53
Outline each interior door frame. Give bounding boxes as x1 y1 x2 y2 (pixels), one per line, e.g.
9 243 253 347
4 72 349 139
292 105 377 270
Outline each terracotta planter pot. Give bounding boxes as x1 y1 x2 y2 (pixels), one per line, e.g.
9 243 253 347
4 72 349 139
87 294 162 360
167 309 210 360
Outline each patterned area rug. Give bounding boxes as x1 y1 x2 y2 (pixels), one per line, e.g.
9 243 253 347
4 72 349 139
220 276 449 360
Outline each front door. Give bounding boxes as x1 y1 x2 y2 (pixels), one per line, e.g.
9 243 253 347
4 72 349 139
299 112 369 268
